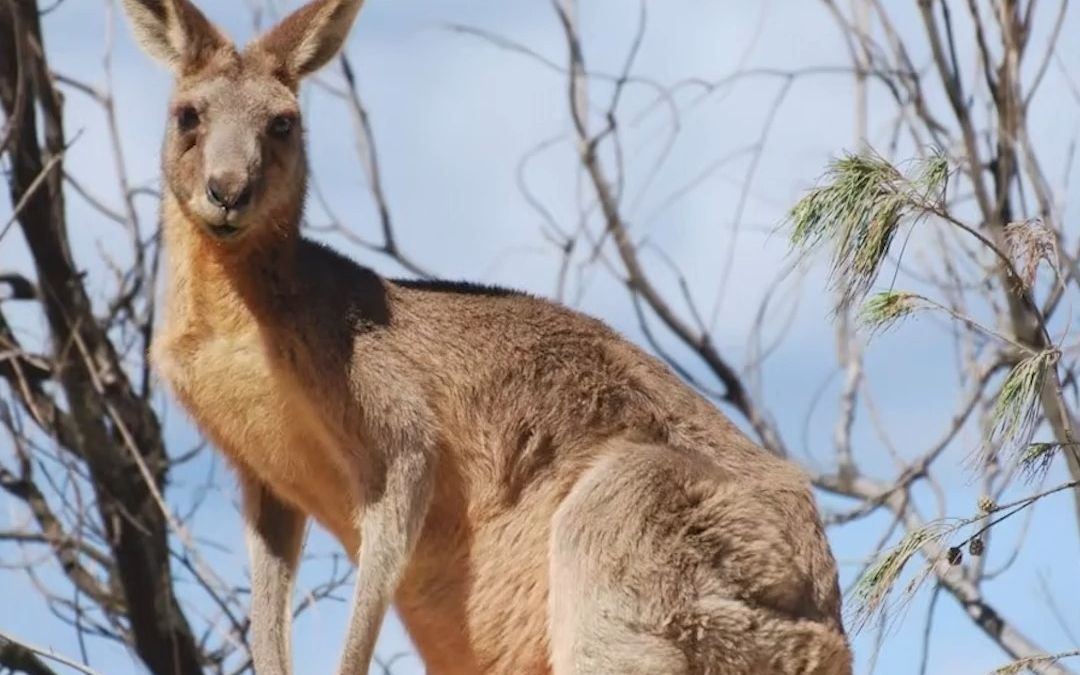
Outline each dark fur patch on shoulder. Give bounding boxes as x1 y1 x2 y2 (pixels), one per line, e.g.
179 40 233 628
391 278 528 299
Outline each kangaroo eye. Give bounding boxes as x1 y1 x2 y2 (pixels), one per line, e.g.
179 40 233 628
268 115 295 138
177 106 200 132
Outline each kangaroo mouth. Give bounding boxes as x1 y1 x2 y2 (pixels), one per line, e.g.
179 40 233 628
191 201 247 241
206 222 242 239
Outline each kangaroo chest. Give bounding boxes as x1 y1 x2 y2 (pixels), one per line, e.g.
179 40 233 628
153 329 361 548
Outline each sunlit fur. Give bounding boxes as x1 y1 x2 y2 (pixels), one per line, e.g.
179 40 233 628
124 0 854 673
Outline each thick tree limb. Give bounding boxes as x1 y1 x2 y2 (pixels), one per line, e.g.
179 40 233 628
0 2 202 673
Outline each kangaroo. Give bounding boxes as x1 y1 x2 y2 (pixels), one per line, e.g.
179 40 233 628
123 0 853 673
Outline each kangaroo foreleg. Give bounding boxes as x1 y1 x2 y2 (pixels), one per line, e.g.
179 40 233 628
336 450 434 674
242 472 307 675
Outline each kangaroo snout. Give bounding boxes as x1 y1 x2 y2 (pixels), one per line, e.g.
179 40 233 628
206 173 253 212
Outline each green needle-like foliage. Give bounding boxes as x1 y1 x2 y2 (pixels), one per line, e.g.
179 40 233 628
991 350 1059 456
789 150 949 308
1018 442 1076 482
1019 443 1057 480
990 652 1080 675
849 523 950 631
858 291 921 334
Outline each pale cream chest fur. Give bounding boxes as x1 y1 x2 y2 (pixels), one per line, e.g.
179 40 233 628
151 328 361 550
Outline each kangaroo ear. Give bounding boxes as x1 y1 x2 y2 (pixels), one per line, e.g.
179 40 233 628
120 0 229 73
251 0 365 83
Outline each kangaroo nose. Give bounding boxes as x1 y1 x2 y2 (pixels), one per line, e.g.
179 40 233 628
206 175 253 211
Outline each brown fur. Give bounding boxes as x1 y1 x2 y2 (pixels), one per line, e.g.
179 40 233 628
123 0 853 672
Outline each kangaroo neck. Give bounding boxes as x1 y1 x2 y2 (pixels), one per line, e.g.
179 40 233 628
160 194 302 334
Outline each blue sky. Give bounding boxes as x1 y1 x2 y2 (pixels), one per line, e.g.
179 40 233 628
1 1 1078 674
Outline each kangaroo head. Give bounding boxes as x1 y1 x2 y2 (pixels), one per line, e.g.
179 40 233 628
122 0 364 244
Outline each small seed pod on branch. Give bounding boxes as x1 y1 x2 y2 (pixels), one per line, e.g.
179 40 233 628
968 537 985 557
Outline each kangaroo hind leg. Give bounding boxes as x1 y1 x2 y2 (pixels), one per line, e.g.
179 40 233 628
547 442 851 675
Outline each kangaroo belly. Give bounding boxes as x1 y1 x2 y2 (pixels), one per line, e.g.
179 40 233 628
395 483 561 675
